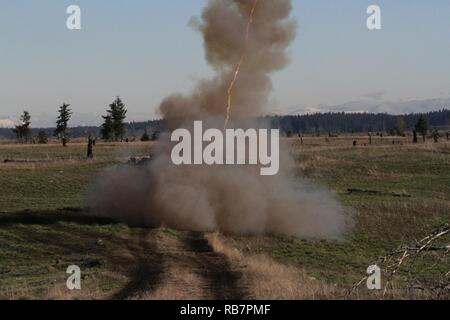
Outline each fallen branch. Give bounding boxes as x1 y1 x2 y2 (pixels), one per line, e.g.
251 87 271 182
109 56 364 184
347 224 450 298
3 159 53 164
347 188 412 198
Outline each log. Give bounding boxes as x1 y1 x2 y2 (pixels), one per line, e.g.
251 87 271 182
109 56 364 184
347 188 412 198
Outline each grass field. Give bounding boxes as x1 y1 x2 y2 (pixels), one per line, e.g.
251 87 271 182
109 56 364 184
0 137 449 299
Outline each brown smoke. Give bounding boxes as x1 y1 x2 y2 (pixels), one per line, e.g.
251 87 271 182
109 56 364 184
87 0 352 239
225 0 259 129
160 0 297 129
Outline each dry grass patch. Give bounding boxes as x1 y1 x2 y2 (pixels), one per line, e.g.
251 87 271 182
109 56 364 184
138 266 205 300
206 233 337 300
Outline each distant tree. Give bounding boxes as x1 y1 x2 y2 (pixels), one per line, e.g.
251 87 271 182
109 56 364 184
109 96 127 141
37 131 49 144
101 115 114 141
12 111 32 143
316 127 321 137
151 130 160 141
54 103 72 147
415 115 428 142
87 135 94 159
141 130 150 142
394 116 406 136
101 97 127 142
432 129 440 143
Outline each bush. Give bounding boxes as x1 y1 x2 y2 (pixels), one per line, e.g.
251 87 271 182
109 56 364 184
37 131 49 144
141 130 150 142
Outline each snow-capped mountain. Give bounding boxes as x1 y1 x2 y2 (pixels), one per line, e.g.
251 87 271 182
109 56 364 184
287 98 450 115
0 119 17 128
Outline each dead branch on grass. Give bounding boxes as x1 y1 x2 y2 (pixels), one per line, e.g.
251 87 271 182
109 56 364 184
347 224 449 299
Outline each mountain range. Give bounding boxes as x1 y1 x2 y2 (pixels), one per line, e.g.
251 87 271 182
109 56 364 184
285 98 450 116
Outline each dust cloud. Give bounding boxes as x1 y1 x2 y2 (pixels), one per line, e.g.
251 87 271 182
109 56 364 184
87 0 352 239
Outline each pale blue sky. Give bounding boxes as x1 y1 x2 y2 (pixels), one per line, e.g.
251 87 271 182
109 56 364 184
1 0 449 126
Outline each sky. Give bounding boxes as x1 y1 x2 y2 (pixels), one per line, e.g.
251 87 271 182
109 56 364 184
1 0 449 127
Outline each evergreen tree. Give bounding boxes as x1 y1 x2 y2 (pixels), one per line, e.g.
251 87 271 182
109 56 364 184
415 115 428 142
54 103 72 147
101 115 114 141
13 111 32 143
109 96 127 141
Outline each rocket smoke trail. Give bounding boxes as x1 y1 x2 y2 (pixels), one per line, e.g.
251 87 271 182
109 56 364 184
224 0 258 129
158 0 300 129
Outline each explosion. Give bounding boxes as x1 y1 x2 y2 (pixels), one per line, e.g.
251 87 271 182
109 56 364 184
225 0 259 129
87 0 352 239
159 0 297 129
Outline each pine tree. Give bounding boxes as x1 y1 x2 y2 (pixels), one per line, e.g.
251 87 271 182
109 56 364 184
415 115 428 142
54 103 72 147
109 96 127 141
13 111 32 143
101 115 114 141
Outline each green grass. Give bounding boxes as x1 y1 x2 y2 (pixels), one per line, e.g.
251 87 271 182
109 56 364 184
0 210 136 299
230 141 450 294
0 143 151 212
0 142 153 299
0 139 449 299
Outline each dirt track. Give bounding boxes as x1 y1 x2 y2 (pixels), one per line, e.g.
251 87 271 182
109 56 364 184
113 229 249 300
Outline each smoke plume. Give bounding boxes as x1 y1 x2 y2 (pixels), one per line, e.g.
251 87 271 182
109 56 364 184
160 0 296 129
87 0 352 239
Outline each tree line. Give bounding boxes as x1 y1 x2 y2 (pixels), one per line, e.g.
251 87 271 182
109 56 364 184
8 105 450 144
10 96 134 146
266 109 449 136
